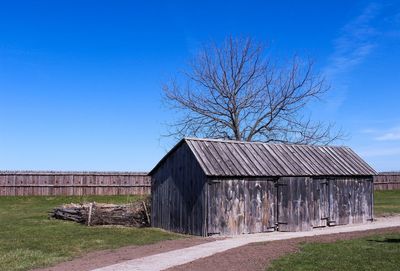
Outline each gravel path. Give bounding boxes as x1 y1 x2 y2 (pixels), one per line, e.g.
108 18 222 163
92 216 400 271
169 226 400 271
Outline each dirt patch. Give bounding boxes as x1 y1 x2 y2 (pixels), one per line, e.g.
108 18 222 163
168 227 400 271
33 237 218 271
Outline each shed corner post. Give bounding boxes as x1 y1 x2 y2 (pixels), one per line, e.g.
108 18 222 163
327 178 336 227
150 176 155 228
203 178 210 237
273 178 279 231
371 177 374 221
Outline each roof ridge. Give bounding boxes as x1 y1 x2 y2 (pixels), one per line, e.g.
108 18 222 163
184 137 349 149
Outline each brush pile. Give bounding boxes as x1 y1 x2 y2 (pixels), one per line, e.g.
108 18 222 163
50 198 151 227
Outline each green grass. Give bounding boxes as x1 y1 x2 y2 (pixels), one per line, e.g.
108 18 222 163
268 190 400 270
268 232 400 271
2 190 399 271
374 190 400 216
0 196 181 271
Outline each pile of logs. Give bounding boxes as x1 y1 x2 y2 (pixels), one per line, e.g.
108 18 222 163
50 198 151 227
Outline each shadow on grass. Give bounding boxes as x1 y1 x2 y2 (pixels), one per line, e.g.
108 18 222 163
368 238 400 243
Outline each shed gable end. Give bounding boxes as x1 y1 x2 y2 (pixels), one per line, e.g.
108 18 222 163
150 141 207 235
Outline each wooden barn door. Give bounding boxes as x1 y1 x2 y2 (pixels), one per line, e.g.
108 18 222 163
244 180 276 233
310 178 329 228
277 177 314 231
328 178 374 226
277 177 329 231
207 179 246 235
207 179 276 235
276 178 289 231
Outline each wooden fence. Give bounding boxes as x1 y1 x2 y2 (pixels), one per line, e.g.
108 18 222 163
0 171 150 196
374 172 400 190
3 171 398 195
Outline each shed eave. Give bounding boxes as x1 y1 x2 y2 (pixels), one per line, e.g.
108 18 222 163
205 173 375 179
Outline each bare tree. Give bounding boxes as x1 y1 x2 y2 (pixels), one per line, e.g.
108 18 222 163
163 37 344 144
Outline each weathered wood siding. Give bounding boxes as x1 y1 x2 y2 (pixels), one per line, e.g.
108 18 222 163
245 180 276 233
151 143 207 236
207 179 276 235
374 173 400 190
0 171 150 196
310 178 329 228
207 176 373 234
277 177 313 231
328 177 373 225
277 177 372 231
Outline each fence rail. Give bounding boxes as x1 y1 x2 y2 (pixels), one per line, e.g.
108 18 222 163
0 171 150 196
374 172 400 190
2 171 399 195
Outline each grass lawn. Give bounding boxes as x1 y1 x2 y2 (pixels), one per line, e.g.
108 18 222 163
0 196 181 271
268 232 400 271
268 190 400 271
374 190 400 216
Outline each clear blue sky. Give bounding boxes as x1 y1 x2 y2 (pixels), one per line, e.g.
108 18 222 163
0 0 399 172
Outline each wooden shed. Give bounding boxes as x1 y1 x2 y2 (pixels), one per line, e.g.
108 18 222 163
150 138 376 236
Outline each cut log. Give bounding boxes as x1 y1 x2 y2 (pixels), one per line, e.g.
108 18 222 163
49 198 151 227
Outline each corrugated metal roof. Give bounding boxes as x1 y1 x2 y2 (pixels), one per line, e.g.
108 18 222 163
180 138 375 177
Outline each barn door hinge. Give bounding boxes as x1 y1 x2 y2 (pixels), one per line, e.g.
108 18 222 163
327 220 336 226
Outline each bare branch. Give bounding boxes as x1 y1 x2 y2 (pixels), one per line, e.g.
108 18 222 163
163 37 344 145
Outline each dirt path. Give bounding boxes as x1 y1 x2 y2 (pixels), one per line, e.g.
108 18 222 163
169 226 400 271
33 238 217 271
34 216 400 271
91 216 400 271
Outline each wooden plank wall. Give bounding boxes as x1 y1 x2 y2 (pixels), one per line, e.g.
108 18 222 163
0 171 150 196
277 177 314 232
207 179 276 236
329 178 373 225
278 177 373 231
207 177 373 234
151 143 207 236
245 180 276 233
207 179 246 235
374 173 400 190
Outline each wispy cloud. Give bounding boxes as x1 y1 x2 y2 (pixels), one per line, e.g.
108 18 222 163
359 126 400 141
325 3 381 77
375 127 400 141
322 2 400 111
360 128 378 134
326 2 400 77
